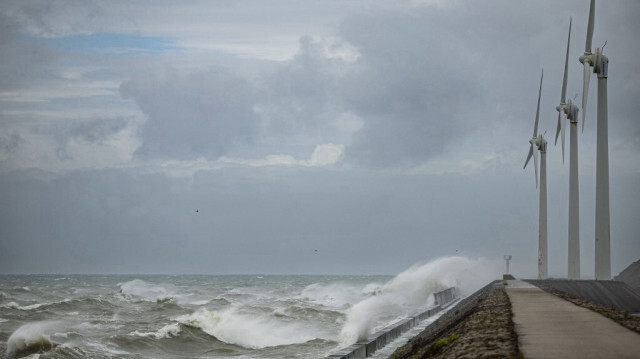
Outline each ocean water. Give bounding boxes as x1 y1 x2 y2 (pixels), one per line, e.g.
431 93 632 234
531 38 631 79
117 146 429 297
0 257 499 359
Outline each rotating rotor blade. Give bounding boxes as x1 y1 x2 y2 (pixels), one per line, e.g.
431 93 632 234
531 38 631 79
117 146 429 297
533 145 539 188
560 112 567 163
586 0 595 53
524 144 533 169
582 61 590 132
561 17 572 103
533 69 543 137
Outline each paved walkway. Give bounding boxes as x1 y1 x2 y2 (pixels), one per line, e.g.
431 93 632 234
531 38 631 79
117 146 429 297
506 280 640 359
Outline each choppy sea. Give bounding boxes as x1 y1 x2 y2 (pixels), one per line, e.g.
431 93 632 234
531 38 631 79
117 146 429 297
0 257 497 359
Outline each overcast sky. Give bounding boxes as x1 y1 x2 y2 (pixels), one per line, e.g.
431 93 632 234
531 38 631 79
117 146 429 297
1 0 639 277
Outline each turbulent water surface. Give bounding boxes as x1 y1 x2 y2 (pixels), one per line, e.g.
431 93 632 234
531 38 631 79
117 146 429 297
0 257 497 359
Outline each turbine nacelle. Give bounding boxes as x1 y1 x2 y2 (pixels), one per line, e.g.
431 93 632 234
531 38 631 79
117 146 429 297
536 134 548 153
567 100 580 123
556 100 579 123
529 134 547 153
555 100 579 163
594 47 608 78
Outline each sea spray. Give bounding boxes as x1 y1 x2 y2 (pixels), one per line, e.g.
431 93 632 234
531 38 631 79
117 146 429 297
298 281 378 308
339 256 500 346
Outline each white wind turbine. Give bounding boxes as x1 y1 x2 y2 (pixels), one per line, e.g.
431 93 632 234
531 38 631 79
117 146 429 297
579 0 611 280
555 17 581 280
524 69 548 279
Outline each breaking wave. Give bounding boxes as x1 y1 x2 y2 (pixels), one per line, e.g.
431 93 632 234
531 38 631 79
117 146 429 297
6 321 59 357
175 306 322 349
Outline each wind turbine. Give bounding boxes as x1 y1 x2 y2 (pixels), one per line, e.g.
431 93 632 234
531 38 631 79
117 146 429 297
579 0 611 280
524 69 548 279
555 17 581 280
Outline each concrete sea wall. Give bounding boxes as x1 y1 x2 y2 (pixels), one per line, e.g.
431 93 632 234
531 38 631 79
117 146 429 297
327 287 458 359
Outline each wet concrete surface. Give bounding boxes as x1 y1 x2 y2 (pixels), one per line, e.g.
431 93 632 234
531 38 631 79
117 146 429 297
507 280 640 359
526 279 640 313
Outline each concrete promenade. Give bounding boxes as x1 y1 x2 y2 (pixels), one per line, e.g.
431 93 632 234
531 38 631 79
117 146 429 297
506 280 640 359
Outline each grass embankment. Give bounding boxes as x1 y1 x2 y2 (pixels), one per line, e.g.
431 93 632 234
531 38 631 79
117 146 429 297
390 281 521 359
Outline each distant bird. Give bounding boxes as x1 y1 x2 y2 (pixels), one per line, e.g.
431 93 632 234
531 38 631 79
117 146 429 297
314 249 318 252
195 209 199 213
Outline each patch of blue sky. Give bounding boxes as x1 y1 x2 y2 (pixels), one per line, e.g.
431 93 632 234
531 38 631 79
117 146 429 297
42 33 178 55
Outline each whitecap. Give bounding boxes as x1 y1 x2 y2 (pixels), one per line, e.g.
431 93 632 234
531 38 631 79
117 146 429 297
2 298 74 311
130 323 181 339
188 299 211 306
119 279 185 304
1 301 46 311
2 301 20 309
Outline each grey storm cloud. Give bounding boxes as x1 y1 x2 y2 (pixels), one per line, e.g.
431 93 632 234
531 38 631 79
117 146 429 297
260 36 345 140
69 117 130 144
0 12 57 91
120 67 259 159
117 8 488 166
1 0 107 38
27 116 131 160
0 131 24 156
338 9 486 166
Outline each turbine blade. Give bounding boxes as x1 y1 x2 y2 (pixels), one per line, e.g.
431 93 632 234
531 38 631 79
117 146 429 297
555 112 561 145
561 17 572 103
582 61 590 132
524 144 533 169
561 112 567 163
534 69 543 137
586 0 595 53
533 146 539 188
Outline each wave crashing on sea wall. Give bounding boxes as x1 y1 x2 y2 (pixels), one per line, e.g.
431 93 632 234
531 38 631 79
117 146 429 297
339 256 500 345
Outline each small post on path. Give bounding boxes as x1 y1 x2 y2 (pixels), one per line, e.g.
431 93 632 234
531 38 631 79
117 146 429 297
504 255 512 274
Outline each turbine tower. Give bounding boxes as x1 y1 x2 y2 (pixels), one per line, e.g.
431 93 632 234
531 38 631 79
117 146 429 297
555 18 581 280
524 69 548 279
579 0 611 280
